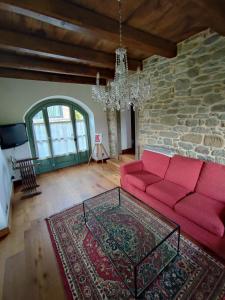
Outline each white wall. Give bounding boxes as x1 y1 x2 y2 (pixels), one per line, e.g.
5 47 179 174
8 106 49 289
0 78 109 175
0 147 12 230
3 142 31 179
120 109 132 150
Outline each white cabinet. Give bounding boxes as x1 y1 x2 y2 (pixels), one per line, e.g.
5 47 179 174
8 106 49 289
0 147 12 234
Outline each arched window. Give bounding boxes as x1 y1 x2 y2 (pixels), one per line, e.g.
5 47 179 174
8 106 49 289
25 99 91 173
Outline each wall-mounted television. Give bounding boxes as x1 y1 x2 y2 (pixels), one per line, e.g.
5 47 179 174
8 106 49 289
0 123 28 150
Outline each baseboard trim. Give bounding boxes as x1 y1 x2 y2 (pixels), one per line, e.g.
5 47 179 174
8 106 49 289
91 158 109 163
122 148 135 154
0 227 10 239
13 179 22 188
0 187 14 239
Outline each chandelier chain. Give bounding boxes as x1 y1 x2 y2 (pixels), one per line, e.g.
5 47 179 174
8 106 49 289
91 0 151 111
118 0 122 47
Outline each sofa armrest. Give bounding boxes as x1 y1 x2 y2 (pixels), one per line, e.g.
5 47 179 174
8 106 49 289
120 160 143 178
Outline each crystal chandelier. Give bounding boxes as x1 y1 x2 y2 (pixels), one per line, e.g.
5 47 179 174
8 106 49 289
92 0 151 111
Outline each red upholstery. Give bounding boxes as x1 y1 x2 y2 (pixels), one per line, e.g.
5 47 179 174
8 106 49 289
146 180 190 208
120 151 225 259
196 162 225 204
175 193 225 237
125 171 162 192
121 181 225 260
120 160 143 178
141 150 170 178
165 155 203 191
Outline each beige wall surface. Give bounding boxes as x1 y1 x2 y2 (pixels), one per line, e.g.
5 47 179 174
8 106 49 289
0 78 109 152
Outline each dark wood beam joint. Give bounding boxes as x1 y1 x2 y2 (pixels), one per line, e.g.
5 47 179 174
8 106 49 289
0 0 177 58
0 67 106 85
0 52 114 79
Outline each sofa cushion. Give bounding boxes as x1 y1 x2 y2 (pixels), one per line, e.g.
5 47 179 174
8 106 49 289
125 171 162 192
146 180 190 208
175 193 225 237
165 155 203 191
141 150 170 178
196 162 225 204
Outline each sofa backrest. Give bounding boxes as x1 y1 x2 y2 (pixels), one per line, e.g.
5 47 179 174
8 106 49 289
165 155 203 191
196 162 225 203
141 150 170 178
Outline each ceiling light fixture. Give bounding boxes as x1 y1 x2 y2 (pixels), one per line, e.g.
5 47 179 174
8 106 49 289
92 0 151 111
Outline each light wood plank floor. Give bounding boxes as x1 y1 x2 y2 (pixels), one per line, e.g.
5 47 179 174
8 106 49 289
0 162 121 300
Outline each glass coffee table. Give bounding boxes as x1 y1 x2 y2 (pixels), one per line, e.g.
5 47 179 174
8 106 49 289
83 187 180 298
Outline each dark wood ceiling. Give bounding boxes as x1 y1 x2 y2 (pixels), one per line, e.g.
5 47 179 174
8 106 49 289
0 0 224 85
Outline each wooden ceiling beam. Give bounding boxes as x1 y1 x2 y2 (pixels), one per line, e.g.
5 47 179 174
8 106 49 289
0 52 114 79
0 29 140 70
191 0 225 36
0 0 177 57
0 67 106 85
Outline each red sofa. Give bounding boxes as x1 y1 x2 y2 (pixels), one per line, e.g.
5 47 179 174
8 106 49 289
120 150 225 260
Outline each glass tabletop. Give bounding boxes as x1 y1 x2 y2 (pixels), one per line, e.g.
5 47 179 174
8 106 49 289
83 187 179 265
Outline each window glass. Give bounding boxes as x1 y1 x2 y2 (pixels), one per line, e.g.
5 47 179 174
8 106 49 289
32 110 51 159
75 110 88 152
47 105 76 156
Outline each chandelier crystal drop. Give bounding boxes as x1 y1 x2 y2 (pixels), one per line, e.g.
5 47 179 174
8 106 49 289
91 0 151 111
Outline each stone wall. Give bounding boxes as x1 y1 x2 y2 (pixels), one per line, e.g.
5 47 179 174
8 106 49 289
106 110 118 157
138 29 225 164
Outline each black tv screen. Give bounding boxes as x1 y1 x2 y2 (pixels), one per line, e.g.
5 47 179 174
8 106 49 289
0 123 28 149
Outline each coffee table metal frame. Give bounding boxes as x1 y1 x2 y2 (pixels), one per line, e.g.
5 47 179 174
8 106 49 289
83 187 180 298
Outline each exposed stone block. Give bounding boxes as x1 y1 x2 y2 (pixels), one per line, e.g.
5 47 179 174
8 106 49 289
160 116 177 126
159 131 178 138
186 119 199 126
167 109 178 114
211 104 225 112
187 99 201 105
195 75 210 82
195 146 209 155
192 86 213 95
203 135 224 147
204 34 220 45
178 142 193 150
205 118 219 126
204 93 223 104
193 114 209 119
187 67 199 77
181 106 197 114
219 113 225 120
198 107 209 113
212 149 225 157
175 79 190 90
191 127 210 134
213 48 225 60
181 134 202 144
174 125 187 132
196 55 210 64
163 138 173 146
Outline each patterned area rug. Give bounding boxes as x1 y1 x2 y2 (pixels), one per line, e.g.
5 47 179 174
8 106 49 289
46 192 225 300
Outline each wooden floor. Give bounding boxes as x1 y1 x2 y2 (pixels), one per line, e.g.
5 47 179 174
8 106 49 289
0 160 125 300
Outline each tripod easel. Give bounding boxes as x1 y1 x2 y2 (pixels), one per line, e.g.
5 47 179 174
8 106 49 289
88 134 109 164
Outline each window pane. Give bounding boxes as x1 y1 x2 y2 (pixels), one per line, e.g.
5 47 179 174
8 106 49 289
32 110 51 159
75 110 84 121
48 105 76 156
78 136 87 151
76 120 86 136
47 105 63 118
75 110 88 152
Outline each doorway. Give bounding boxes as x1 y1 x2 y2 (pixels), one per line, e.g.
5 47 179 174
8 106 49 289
130 106 135 154
25 99 91 174
120 106 135 155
